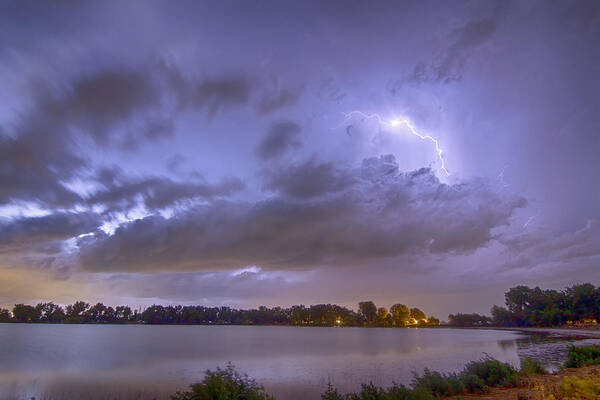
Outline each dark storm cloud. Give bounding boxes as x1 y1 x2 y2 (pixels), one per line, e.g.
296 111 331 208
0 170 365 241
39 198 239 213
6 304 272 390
78 155 525 273
0 131 83 207
0 68 161 207
45 69 161 146
0 212 100 252
87 167 245 212
405 17 497 85
0 64 257 208
263 158 356 199
498 220 600 272
0 0 597 313
257 86 304 114
165 154 187 173
161 64 253 117
256 121 302 160
101 269 302 303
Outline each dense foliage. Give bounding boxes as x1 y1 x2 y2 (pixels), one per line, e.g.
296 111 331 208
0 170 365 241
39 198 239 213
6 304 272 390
447 313 491 327
446 283 600 327
565 345 600 368
171 364 274 400
489 283 600 327
321 356 534 399
172 352 588 400
0 300 438 327
321 356 544 399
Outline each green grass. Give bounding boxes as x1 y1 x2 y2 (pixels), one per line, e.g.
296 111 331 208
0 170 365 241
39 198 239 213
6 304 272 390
564 345 600 368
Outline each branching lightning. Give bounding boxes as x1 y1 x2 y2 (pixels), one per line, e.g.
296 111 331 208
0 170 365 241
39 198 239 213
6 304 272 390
341 111 450 175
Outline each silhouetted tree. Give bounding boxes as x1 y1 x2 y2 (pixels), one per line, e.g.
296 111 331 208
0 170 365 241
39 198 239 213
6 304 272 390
12 304 40 323
566 283 600 322
36 302 65 323
410 307 426 322
376 307 391 327
0 308 11 322
358 301 377 326
65 301 90 323
448 313 491 327
390 304 411 327
490 283 600 327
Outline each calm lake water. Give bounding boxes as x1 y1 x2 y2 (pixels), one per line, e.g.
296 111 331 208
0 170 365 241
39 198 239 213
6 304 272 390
0 324 593 400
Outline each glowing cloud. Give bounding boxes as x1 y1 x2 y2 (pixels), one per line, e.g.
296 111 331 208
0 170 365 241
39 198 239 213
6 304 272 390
341 111 450 176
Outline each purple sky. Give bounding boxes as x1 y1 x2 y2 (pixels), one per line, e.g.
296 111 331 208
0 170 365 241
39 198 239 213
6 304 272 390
0 0 598 318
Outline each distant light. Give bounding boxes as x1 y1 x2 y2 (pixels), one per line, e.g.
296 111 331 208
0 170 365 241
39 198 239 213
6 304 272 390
389 119 401 127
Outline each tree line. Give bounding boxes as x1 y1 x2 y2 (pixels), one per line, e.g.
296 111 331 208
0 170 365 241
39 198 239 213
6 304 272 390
0 300 440 327
447 283 600 327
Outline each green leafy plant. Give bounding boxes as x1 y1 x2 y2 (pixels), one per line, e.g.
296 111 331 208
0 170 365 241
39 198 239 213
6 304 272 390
565 345 600 368
171 363 274 400
520 358 547 376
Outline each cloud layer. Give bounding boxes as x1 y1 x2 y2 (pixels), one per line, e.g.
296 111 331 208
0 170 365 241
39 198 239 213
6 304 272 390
78 155 525 273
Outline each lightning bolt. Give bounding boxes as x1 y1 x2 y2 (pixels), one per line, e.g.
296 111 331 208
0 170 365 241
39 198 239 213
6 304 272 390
341 111 450 176
523 210 540 229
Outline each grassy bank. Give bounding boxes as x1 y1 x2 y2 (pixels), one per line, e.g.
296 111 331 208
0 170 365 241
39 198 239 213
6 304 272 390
171 346 600 400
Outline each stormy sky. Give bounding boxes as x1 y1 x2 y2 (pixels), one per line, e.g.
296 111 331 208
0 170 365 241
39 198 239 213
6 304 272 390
1 0 599 317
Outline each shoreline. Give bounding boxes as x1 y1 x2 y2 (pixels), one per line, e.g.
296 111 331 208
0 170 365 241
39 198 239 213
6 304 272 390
488 326 600 339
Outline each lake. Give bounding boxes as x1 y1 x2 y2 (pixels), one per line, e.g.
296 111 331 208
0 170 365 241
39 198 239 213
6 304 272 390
0 324 590 400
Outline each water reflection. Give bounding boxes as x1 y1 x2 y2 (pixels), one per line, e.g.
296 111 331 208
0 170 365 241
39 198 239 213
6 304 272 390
0 324 596 400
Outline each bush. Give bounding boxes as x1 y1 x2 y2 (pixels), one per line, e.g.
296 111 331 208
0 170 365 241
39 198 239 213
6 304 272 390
565 345 600 368
321 383 344 400
171 363 274 400
520 358 547 376
321 382 436 400
412 369 464 397
345 382 388 400
462 358 520 387
460 373 488 394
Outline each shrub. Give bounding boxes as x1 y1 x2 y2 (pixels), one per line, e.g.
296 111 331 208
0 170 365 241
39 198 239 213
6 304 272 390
565 345 600 368
345 382 388 400
321 382 436 400
412 369 464 397
171 363 274 400
520 358 547 376
321 383 344 400
388 384 435 400
462 357 520 387
460 373 488 393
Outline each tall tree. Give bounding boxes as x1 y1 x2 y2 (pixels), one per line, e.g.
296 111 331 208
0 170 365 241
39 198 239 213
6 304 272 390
376 307 390 327
65 301 90 323
410 307 426 322
390 304 411 327
358 301 377 326
0 308 11 322
12 304 41 323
